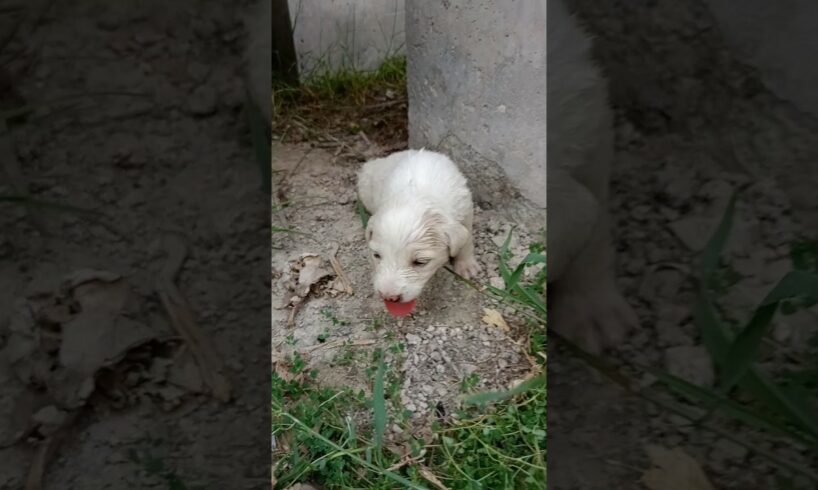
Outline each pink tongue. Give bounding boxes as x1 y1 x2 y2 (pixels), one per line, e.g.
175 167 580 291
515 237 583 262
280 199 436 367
384 299 416 317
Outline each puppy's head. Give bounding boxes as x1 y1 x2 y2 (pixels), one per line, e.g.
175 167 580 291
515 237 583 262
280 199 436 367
366 205 469 302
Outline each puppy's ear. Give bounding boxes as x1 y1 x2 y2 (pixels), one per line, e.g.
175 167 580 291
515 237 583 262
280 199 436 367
443 221 470 258
419 209 469 257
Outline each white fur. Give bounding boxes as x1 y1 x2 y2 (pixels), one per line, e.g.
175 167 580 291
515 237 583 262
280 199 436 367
357 149 481 302
547 0 638 353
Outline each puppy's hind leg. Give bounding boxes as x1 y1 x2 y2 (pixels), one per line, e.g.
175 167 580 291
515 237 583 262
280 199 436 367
548 175 638 353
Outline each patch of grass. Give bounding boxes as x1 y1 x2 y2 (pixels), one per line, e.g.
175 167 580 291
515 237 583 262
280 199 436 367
429 383 546 489
272 231 547 489
273 56 408 152
128 442 192 489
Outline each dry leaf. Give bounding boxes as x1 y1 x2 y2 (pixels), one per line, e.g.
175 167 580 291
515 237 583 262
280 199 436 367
482 308 510 332
418 465 449 490
298 253 332 287
641 445 716 490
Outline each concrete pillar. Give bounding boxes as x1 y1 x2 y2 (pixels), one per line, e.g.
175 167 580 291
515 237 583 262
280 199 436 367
406 0 546 228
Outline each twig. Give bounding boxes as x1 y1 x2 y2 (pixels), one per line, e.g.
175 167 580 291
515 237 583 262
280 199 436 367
328 242 354 295
305 338 376 353
25 411 79 490
418 465 450 490
155 233 232 402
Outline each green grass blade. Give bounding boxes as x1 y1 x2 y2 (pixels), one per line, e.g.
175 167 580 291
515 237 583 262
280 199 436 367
721 270 818 391
698 191 737 282
372 358 387 452
507 252 546 287
652 369 811 443
280 413 426 490
693 290 731 362
498 228 515 286
357 199 370 229
463 373 546 406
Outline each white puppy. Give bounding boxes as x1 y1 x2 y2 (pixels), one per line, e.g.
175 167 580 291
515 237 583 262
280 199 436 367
357 150 481 309
547 0 638 353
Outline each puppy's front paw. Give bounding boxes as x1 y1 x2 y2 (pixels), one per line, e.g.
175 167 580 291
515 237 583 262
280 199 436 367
453 254 481 279
548 282 638 354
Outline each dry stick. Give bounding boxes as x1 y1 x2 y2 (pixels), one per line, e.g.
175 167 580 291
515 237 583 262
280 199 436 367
418 465 450 490
155 233 232 402
328 242 354 294
25 411 79 490
305 338 376 353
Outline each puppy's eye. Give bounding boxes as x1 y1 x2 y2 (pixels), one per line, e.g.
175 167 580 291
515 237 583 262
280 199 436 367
373 252 381 259
412 259 429 267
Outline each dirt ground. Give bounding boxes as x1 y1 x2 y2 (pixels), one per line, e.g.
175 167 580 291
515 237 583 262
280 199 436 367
549 1 818 488
0 1 269 487
271 141 543 435
273 0 818 487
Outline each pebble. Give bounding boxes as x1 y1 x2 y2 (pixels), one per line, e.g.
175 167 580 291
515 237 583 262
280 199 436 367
664 345 714 387
710 437 749 463
655 320 693 347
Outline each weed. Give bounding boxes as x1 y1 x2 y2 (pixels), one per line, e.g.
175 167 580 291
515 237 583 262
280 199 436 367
636 193 818 482
273 55 408 152
129 444 190 490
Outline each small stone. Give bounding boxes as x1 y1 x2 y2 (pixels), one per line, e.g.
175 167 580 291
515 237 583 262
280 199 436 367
489 276 505 289
655 321 693 347
406 333 421 345
32 405 67 434
669 215 716 251
664 345 714 387
710 437 748 463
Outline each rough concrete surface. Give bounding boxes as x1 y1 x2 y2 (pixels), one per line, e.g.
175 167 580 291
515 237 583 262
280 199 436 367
406 0 546 232
288 0 405 76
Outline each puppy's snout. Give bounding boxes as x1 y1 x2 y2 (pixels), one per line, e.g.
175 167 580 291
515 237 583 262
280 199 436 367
379 291 402 302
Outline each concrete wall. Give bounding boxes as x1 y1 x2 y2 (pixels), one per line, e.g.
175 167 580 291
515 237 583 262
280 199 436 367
288 0 405 77
705 0 818 119
405 0 546 226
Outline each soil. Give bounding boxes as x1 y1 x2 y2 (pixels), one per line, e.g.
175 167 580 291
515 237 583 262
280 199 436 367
0 1 269 487
549 1 818 488
271 141 544 439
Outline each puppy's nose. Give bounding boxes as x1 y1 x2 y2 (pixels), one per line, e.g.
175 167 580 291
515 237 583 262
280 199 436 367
380 292 401 302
